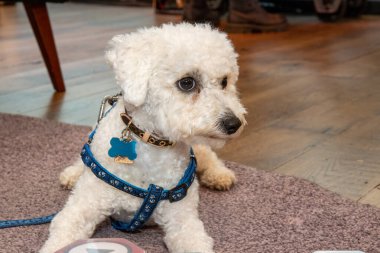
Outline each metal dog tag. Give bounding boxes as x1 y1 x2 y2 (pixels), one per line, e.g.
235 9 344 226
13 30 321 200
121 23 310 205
114 156 134 164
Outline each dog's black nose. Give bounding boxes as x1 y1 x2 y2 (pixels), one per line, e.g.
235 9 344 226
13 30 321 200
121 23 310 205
221 115 242 135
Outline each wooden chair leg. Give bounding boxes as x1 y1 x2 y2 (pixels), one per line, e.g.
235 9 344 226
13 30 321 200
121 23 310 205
23 0 65 92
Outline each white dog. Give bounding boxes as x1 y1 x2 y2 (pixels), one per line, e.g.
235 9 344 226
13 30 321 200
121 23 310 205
40 23 246 253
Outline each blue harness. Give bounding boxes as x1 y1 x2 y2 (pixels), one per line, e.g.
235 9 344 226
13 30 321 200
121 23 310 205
0 104 197 232
82 131 197 232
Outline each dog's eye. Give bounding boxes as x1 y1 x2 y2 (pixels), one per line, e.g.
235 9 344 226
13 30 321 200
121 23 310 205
177 77 196 92
221 77 228 89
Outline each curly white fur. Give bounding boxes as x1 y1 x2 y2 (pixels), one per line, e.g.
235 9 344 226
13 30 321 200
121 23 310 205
40 23 246 253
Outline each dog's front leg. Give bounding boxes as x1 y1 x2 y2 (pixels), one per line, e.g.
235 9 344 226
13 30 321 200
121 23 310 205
194 144 236 190
155 182 214 253
59 159 85 189
40 183 111 253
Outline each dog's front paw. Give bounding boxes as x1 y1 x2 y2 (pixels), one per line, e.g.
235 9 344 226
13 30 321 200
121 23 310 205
39 245 57 253
59 164 84 189
199 165 236 191
165 230 214 253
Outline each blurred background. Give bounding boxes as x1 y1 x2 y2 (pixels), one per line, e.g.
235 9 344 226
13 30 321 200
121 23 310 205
0 0 380 208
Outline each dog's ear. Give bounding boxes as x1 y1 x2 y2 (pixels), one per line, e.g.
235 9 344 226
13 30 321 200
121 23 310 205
105 33 152 107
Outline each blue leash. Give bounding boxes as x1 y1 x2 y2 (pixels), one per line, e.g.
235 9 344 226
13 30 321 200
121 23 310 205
0 214 56 229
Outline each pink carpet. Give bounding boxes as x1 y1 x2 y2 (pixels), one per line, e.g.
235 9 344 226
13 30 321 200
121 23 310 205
1 113 379 253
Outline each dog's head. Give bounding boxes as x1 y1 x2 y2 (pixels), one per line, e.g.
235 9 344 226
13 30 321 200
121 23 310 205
106 23 246 148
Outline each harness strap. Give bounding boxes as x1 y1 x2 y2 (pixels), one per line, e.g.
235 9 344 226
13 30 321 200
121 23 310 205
81 139 196 232
81 143 196 202
111 184 163 232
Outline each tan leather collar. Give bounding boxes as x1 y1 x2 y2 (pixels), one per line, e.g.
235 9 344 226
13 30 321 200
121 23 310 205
120 111 175 147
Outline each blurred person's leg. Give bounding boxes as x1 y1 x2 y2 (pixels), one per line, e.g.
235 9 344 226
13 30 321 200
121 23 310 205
183 0 227 25
183 0 288 32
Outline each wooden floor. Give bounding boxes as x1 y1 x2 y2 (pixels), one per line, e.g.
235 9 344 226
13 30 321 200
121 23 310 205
1 3 380 207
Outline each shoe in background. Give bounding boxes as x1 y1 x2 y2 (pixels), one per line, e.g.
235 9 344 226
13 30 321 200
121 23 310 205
226 0 288 32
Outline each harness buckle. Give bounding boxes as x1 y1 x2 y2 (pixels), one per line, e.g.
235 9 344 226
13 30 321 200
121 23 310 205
168 183 188 203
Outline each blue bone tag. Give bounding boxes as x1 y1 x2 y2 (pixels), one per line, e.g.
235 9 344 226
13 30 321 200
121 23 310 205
108 138 137 161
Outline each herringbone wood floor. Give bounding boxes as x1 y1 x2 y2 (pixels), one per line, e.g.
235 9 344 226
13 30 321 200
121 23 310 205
1 2 380 207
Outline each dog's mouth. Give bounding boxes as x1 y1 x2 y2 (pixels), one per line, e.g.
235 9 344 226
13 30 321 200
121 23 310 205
205 135 228 140
200 133 234 141
182 127 244 149
185 135 227 149
204 128 243 140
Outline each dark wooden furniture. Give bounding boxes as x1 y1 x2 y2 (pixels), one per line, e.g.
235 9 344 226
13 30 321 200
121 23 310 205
22 0 65 92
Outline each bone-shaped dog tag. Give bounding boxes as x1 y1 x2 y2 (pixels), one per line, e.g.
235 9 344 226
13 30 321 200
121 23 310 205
108 137 137 164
